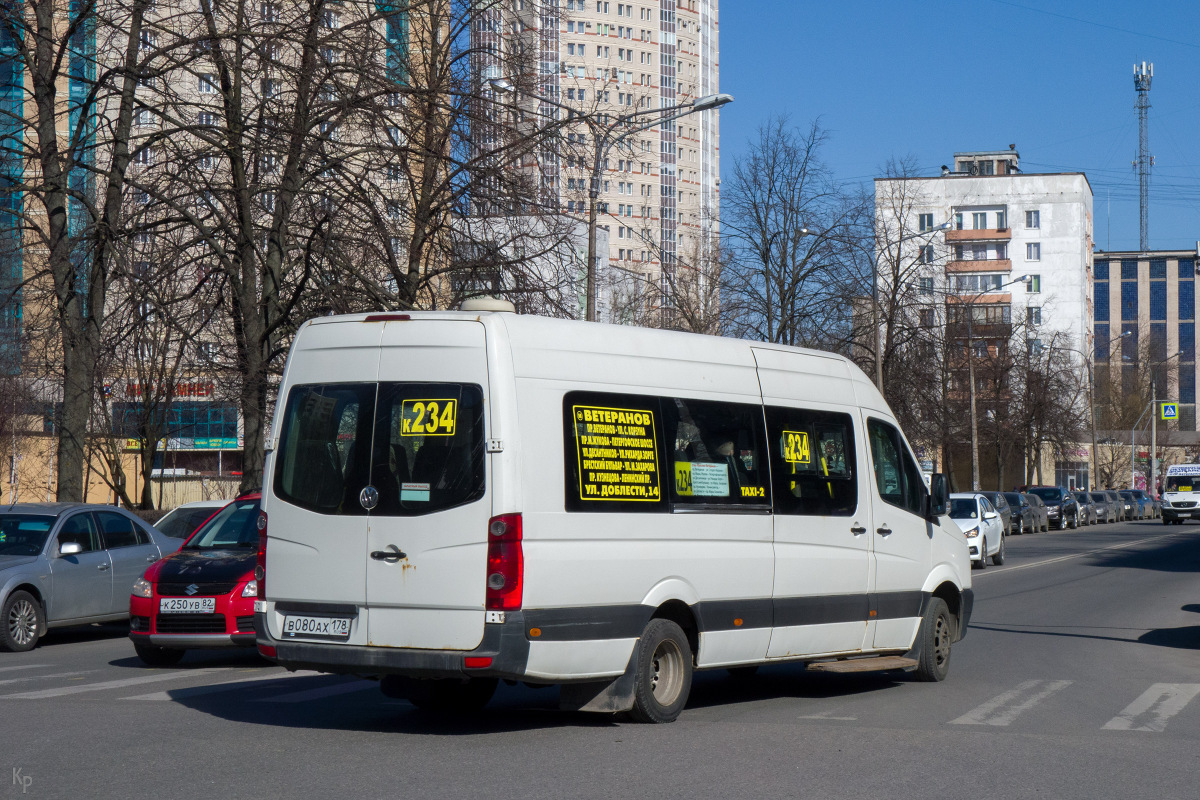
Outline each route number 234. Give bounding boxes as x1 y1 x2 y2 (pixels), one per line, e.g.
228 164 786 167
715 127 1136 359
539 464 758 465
401 399 458 436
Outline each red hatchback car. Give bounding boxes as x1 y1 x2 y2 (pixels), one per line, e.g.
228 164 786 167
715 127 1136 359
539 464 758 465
129 493 261 666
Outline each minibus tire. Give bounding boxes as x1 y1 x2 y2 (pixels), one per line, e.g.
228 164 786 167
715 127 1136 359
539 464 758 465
629 618 692 723
913 598 953 682
389 676 498 713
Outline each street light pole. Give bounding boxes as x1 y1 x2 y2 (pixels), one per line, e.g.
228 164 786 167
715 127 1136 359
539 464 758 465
581 94 732 322
486 80 733 322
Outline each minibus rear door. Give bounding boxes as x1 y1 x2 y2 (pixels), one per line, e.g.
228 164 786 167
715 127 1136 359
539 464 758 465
366 320 491 651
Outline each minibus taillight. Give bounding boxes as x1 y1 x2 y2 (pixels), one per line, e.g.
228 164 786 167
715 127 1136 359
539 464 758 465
485 514 523 611
255 511 268 600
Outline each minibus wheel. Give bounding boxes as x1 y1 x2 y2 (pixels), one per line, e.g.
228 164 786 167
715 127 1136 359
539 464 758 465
629 618 693 723
912 598 953 682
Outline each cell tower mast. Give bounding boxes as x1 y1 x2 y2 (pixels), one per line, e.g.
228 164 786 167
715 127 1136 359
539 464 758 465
1134 61 1153 251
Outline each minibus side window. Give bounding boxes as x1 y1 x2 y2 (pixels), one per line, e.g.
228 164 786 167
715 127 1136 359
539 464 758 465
562 391 668 512
765 407 857 516
867 419 925 516
663 398 770 509
274 384 376 515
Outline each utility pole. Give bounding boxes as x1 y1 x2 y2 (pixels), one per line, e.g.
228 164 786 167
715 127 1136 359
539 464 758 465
1134 62 1153 251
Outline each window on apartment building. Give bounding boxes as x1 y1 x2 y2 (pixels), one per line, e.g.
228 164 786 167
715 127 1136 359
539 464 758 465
1027 307 1041 326
1095 324 1110 361
261 3 279 23
1027 274 1041 294
1027 339 1043 357
1181 280 1195 321
918 213 933 232
134 109 154 126
1151 280 1167 321
132 147 153 166
1120 280 1137 320
199 73 218 94
972 212 987 230
954 212 964 230
918 277 934 295
1094 280 1109 322
917 245 934 265
995 211 1007 230
1026 242 1041 261
1026 210 1040 229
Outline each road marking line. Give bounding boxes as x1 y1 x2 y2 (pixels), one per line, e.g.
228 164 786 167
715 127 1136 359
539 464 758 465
0 671 92 687
255 680 377 703
798 710 857 721
1103 683 1200 732
951 679 1073 726
973 533 1185 577
122 671 315 701
0 668 229 700
0 664 50 674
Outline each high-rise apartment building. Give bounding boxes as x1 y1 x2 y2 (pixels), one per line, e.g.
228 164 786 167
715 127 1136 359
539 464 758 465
475 1 721 316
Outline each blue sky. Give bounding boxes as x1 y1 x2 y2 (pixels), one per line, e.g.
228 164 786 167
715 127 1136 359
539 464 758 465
719 0 1200 252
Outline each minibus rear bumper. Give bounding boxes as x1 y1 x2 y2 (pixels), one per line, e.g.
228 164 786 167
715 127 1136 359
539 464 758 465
254 611 531 680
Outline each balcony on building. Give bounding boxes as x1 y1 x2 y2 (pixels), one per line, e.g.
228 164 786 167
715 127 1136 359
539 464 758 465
944 294 1013 340
946 258 1013 273
945 228 1012 242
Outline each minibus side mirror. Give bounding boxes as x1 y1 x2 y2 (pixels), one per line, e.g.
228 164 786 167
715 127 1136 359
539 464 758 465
927 473 949 519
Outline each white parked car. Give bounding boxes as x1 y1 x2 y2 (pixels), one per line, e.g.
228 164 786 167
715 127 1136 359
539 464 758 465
949 492 1005 569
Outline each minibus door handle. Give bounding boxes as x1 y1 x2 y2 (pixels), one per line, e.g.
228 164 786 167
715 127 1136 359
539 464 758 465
370 545 407 562
876 525 892 537
850 524 867 535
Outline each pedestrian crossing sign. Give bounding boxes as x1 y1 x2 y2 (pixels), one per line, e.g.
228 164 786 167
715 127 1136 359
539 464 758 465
1161 403 1178 420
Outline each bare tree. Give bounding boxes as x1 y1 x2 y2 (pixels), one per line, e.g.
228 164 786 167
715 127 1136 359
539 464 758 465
0 0 153 500
722 117 868 349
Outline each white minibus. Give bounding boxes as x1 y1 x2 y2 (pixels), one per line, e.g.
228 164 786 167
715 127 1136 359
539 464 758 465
254 307 972 722
1162 464 1200 524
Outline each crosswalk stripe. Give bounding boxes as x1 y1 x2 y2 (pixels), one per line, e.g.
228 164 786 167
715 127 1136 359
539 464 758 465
1103 684 1200 732
0 671 92 687
0 665 50 674
0 668 229 700
122 671 316 701
255 680 378 704
951 679 1073 726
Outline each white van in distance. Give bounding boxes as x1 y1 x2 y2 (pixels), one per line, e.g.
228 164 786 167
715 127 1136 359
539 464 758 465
1162 464 1200 524
254 307 973 722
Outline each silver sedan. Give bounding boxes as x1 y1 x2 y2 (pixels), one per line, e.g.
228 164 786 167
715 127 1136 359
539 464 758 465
1 504 181 652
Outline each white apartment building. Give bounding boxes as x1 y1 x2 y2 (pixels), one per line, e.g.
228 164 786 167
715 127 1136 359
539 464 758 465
876 149 1095 367
475 0 721 315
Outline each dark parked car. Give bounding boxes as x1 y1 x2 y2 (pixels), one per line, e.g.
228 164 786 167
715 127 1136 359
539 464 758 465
0 504 181 652
1026 486 1079 530
1106 490 1128 522
1072 491 1097 525
980 491 1015 536
1003 492 1035 534
1125 490 1155 519
1024 493 1050 532
1090 491 1114 523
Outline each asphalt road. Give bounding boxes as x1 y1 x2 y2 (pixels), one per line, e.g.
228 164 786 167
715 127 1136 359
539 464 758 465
4 519 1198 800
